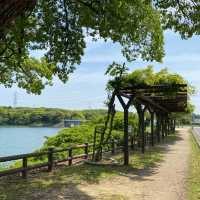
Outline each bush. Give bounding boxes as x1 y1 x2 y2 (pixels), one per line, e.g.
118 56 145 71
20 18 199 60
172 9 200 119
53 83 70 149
42 124 95 149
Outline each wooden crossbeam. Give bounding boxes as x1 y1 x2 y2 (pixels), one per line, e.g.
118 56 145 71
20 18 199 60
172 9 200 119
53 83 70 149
116 83 188 113
137 95 169 113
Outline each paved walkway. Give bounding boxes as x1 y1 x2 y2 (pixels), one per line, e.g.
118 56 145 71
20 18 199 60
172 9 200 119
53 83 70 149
79 128 190 200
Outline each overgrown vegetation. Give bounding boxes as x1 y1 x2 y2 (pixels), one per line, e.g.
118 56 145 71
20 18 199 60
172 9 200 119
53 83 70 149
107 65 195 94
188 133 200 200
30 112 138 161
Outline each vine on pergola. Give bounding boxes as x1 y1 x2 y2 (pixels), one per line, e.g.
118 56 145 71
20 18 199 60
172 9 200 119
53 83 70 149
92 64 194 163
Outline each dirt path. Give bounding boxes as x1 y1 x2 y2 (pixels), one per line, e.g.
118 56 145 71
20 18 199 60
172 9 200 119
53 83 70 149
78 128 190 200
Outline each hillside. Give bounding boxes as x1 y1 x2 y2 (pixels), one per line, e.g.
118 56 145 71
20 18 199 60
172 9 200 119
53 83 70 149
0 107 107 127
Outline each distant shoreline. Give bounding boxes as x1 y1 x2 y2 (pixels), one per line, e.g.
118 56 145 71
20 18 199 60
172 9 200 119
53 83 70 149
0 123 64 128
0 125 60 128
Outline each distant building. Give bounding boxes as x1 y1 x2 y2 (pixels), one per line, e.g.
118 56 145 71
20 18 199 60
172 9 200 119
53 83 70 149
64 119 86 128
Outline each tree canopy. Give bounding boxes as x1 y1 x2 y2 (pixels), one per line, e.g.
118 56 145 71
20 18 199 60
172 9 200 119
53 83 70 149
0 1 199 93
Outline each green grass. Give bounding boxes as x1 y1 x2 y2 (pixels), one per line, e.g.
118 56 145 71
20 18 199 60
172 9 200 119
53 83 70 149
188 132 200 200
0 134 179 200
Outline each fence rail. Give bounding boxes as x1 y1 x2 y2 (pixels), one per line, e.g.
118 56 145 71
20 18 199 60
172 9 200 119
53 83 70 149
0 131 164 179
0 140 118 178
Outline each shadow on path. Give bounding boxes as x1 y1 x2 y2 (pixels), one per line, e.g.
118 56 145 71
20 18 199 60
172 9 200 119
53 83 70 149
0 133 183 200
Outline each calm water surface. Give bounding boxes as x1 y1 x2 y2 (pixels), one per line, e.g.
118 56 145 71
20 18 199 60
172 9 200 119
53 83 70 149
0 127 59 157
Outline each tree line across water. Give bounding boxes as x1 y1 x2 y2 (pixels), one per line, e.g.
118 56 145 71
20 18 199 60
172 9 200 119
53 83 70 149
0 107 107 126
0 105 192 128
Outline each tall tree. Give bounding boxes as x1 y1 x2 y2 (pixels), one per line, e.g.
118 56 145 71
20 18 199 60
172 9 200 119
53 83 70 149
154 0 200 38
0 0 199 94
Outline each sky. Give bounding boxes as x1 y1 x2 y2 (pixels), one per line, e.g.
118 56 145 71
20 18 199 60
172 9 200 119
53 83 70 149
0 30 200 113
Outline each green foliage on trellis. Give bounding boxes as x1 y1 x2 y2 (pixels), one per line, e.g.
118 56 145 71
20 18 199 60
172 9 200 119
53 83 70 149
107 65 195 95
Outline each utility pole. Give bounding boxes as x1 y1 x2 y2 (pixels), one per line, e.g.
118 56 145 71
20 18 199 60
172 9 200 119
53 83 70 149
13 91 18 107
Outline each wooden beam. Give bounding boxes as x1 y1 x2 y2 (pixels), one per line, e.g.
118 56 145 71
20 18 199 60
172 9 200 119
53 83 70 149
137 95 169 113
124 108 129 165
117 94 126 109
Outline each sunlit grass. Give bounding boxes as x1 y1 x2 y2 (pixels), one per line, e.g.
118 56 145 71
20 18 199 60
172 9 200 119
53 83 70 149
0 133 179 200
188 132 200 200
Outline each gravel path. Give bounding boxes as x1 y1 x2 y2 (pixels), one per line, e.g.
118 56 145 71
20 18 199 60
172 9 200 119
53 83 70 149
79 128 190 200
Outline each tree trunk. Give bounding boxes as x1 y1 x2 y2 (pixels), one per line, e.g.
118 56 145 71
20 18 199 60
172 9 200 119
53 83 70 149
0 0 36 29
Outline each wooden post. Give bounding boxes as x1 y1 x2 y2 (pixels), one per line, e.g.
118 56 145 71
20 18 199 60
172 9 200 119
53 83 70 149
150 112 154 146
156 114 161 143
92 127 97 160
84 143 88 159
48 147 54 172
68 147 72 166
169 120 171 133
111 139 115 154
22 157 28 178
161 116 164 140
117 94 134 166
164 118 167 137
124 108 129 165
138 120 141 148
131 136 134 150
167 119 170 135
171 120 173 132
173 119 176 132
170 119 172 132
141 110 145 154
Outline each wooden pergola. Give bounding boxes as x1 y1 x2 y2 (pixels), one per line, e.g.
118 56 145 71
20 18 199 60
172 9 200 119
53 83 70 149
113 83 187 165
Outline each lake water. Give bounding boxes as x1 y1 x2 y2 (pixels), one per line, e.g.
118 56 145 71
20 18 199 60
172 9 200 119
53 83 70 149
0 127 60 157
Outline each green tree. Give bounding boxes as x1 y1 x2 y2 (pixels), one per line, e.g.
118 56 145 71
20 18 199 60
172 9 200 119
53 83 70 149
1 1 199 94
154 0 200 38
0 1 165 94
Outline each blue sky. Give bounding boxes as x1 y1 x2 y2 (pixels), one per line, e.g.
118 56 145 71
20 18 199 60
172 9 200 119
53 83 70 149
0 30 200 112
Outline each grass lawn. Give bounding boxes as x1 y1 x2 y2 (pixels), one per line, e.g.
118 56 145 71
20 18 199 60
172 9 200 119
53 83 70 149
0 134 179 200
188 132 200 200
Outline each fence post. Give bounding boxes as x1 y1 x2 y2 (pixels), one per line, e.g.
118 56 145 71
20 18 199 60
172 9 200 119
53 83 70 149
84 143 88 159
48 148 54 172
131 136 134 150
111 139 115 154
68 147 72 166
22 157 28 178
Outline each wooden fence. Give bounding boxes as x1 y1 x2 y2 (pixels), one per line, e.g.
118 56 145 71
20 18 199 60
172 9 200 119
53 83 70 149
0 139 118 179
0 130 165 179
